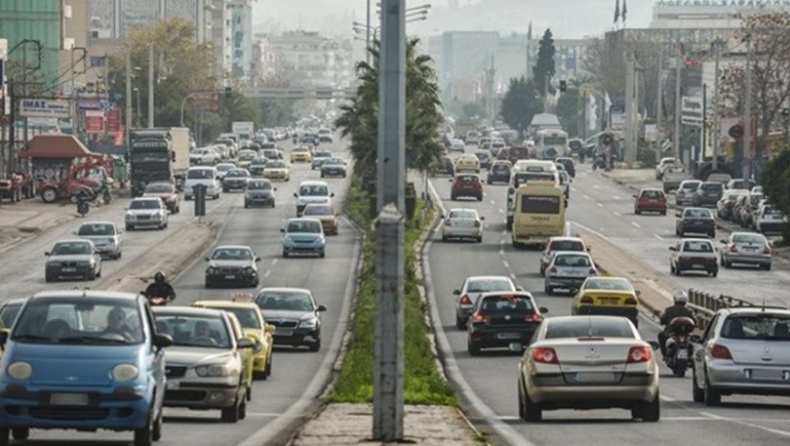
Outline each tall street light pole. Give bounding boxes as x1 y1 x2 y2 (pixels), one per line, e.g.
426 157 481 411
366 0 371 65
373 0 405 441
148 44 154 128
125 47 132 154
743 35 752 181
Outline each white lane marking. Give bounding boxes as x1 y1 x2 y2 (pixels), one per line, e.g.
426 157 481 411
659 394 675 402
509 273 517 281
271 258 278 266
596 203 604 208
570 186 577 192
264 270 271 278
593 185 601 189
497 416 520 421
498 208 504 213
502 230 507 236
613 195 621 200
583 194 591 200
654 234 664 241
631 221 641 228
613 211 622 217
245 412 284 417
502 260 510 268
490 200 496 205
699 412 790 438
499 249 505 255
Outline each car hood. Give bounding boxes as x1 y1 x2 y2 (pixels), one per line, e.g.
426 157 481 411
297 196 330 205
208 259 253 268
284 232 323 242
143 192 175 200
48 254 93 262
127 208 161 215
164 347 235 367
260 309 311 321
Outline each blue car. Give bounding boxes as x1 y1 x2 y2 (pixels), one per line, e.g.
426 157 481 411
0 290 173 446
281 217 326 258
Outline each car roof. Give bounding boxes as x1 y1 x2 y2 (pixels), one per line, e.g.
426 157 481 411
53 238 93 245
639 187 663 192
257 287 312 295
584 276 631 284
448 208 478 213
548 236 584 242
189 166 215 170
213 245 254 251
299 180 329 186
30 290 139 301
552 250 591 257
478 291 534 299
146 181 174 186
192 300 260 310
679 237 713 242
287 217 323 224
152 306 226 318
132 196 161 201
78 220 116 226
465 275 513 283
718 306 790 316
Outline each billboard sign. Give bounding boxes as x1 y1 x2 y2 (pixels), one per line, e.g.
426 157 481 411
681 96 703 127
85 110 105 133
20 99 71 118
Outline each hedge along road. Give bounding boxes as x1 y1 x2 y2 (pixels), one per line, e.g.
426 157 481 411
423 158 790 446
15 136 364 446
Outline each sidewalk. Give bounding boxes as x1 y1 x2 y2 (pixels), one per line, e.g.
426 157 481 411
0 200 84 252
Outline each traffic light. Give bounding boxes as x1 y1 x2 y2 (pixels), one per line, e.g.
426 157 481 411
559 80 567 93
224 86 232 99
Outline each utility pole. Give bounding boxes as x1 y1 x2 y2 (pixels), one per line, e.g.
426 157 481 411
148 44 154 128
624 51 634 167
366 0 371 65
712 39 721 171
125 47 132 153
487 56 496 125
673 45 683 161
743 35 752 180
656 47 664 160
702 83 707 165
22 47 28 148
373 0 405 441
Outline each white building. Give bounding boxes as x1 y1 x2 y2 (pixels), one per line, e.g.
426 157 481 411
228 0 253 80
266 31 342 87
650 0 790 29
210 0 232 79
89 0 214 42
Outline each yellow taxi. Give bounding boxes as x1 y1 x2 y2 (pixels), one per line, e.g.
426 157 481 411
263 160 291 182
571 276 640 327
224 311 255 401
192 295 275 380
290 146 313 163
455 154 481 173
302 203 339 235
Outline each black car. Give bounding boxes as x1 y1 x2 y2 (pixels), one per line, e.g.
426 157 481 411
320 158 347 178
692 181 724 207
555 157 576 177
204 245 262 288
254 287 328 351
248 158 268 176
222 168 250 192
437 156 455 176
467 292 547 355
675 207 716 238
299 133 317 144
487 161 511 184
244 178 276 208
475 150 492 169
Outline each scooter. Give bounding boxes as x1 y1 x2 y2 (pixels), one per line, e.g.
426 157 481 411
77 197 90 217
664 316 696 377
141 291 169 307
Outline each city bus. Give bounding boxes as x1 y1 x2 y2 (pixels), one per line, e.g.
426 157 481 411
534 129 569 160
510 183 567 248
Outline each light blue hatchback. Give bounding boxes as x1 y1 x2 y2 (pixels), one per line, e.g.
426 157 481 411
281 218 326 258
0 290 173 446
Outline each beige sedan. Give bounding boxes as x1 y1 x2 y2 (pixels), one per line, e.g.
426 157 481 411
517 315 660 422
302 203 339 235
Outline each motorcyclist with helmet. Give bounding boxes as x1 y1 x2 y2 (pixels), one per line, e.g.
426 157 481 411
144 271 176 305
658 290 696 358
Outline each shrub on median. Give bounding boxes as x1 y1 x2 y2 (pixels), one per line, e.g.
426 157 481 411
328 176 456 405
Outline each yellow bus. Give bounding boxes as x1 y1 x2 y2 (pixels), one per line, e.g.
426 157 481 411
510 183 567 248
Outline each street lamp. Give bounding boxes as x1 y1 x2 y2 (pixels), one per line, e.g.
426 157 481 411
133 87 141 127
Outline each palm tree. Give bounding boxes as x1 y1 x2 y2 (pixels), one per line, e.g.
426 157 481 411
335 38 444 181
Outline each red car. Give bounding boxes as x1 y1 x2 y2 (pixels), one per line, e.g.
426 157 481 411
496 147 510 161
507 146 530 165
450 173 483 201
634 188 667 215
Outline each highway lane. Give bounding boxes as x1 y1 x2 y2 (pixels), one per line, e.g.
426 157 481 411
16 137 361 446
568 166 790 307
426 158 790 446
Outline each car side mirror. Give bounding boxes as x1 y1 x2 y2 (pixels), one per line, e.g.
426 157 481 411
72 231 77 235
480 216 485 221
453 289 461 295
669 246 677 251
204 257 210 262
675 213 682 218
0 329 8 347
264 324 275 334
539 307 549 314
293 192 298 198
273 187 277 191
255 257 262 262
516 286 524 291
690 334 701 343
720 239 727 244
635 290 642 297
317 305 328 312
237 338 255 349
330 192 335 197
448 178 453 182
280 228 285 233
632 194 637 198
647 341 660 351
153 333 173 350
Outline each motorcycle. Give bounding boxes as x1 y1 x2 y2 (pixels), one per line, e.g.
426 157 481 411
664 316 696 377
141 291 169 307
292 134 298 144
592 154 606 171
76 197 90 217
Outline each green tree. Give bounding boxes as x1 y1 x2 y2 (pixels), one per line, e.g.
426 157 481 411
555 87 580 137
499 76 542 138
533 29 556 97
761 149 790 242
335 39 444 179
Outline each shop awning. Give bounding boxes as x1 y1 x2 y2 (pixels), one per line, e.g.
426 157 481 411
18 134 95 159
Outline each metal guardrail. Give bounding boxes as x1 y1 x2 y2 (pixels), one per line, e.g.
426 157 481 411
687 288 756 329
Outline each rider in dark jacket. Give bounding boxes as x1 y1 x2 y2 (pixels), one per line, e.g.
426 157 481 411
658 290 696 358
144 271 176 304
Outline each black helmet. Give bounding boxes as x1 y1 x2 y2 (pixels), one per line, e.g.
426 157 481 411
154 272 165 283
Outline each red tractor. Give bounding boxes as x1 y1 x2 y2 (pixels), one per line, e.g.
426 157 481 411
37 159 109 203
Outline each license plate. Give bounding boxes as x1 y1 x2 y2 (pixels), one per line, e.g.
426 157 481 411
692 264 706 269
744 247 758 251
275 329 293 336
600 298 620 305
571 372 617 383
50 393 88 406
749 369 783 380
166 380 180 390
62 267 77 272
497 332 521 340
224 275 236 279
677 349 688 360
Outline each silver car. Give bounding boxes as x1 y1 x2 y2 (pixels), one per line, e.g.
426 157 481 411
676 180 702 206
692 307 790 406
453 276 520 329
518 316 660 422
125 197 169 230
74 221 123 259
719 232 772 270
44 239 103 282
441 208 484 243
539 237 588 276
543 251 598 295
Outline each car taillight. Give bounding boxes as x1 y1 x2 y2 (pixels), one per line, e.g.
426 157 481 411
548 267 557 274
589 268 597 275
459 295 472 305
764 245 772 254
627 346 652 363
625 297 638 305
710 344 733 360
729 245 738 253
580 296 594 304
531 347 559 364
471 313 490 324
524 312 543 322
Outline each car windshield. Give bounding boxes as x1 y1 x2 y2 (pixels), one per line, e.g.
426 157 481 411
187 169 213 179
239 151 256 160
701 183 723 192
130 199 160 210
720 314 790 340
682 181 701 190
732 234 766 244
683 241 714 252
544 318 635 339
255 291 314 312
52 242 92 255
549 240 584 252
251 159 267 166
299 185 329 196
640 190 663 199
267 161 286 169
456 175 478 183
11 298 144 344
216 164 235 172
684 209 711 218
304 205 333 216
211 248 253 260
466 279 514 293
225 170 249 178
154 314 231 348
144 183 174 194
750 194 763 206
492 163 510 171
247 181 271 190
448 210 477 219
316 151 332 158
78 223 114 236
0 303 23 329
583 278 632 291
294 148 309 153
287 220 322 233
478 295 534 313
325 158 344 165
214 307 261 329
764 206 783 215
553 254 592 267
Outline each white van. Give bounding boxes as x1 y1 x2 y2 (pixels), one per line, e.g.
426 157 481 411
184 166 222 200
294 180 334 217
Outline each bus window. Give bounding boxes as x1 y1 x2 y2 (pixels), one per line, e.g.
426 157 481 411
520 195 561 214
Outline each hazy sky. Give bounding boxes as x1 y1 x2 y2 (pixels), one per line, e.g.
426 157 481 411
252 0 653 39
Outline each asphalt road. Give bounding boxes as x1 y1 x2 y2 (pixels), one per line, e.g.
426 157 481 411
426 156 790 446
6 137 360 446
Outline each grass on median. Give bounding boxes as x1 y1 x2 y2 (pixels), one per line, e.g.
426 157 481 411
328 176 457 406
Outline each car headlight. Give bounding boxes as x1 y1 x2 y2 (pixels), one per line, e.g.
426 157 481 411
126 213 135 220
7 362 33 380
195 364 232 377
207 267 218 274
111 363 139 382
299 318 318 329
244 266 255 274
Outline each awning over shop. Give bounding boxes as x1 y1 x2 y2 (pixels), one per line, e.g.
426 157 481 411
17 134 95 159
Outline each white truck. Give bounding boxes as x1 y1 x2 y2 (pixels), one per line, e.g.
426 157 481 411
232 121 255 143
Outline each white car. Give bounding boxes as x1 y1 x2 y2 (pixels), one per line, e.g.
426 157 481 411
448 139 465 153
543 251 597 295
294 180 334 217
74 221 123 259
754 204 786 234
655 157 676 180
184 166 221 200
669 238 718 277
125 197 169 231
539 237 588 276
452 275 521 329
215 162 237 181
441 208 484 243
189 147 221 165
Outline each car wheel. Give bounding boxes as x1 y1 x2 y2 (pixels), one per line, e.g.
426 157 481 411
45 273 54 282
676 267 683 276
709 231 715 239
544 285 554 295
0 428 7 446
282 250 289 258
635 208 641 215
456 315 466 330
86 269 96 281
309 338 321 352
239 398 247 420
703 372 722 406
710 269 718 278
763 263 772 271
244 201 249 208
634 393 660 422
692 367 705 403
670 263 676 274
126 224 134 231
450 194 457 201
467 337 480 356
221 397 241 423
319 250 325 258
11 427 29 441
519 380 542 422
152 411 163 442
133 408 154 446
476 235 482 243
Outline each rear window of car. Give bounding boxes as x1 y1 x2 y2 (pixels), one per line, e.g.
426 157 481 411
683 241 714 252
583 278 632 291
457 175 478 183
701 183 723 192
720 314 790 340
492 163 510 171
449 210 477 219
544 318 635 339
549 240 584 251
684 208 712 218
732 234 766 244
553 254 592 267
640 190 664 199
681 181 702 190
466 279 514 293
478 295 534 313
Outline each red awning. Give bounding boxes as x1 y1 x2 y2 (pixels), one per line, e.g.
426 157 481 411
17 134 95 159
